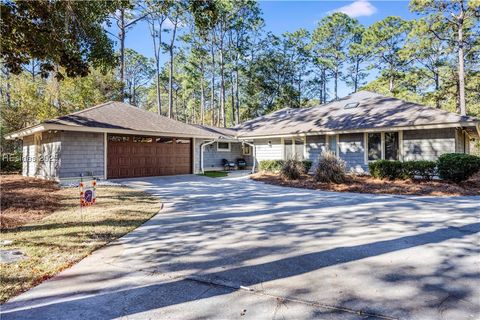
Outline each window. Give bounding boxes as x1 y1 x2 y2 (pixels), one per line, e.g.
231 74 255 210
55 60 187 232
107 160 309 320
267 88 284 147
176 139 190 144
365 132 402 163
109 135 129 142
156 137 173 144
384 132 399 160
284 137 305 160
217 142 230 152
326 135 337 155
133 136 152 143
367 133 382 161
242 145 251 155
294 138 305 160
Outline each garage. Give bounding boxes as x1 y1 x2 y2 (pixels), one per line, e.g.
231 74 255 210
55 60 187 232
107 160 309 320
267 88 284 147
107 134 192 179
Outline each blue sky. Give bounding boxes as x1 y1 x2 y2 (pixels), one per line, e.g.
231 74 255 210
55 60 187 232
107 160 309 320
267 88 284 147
114 1 418 98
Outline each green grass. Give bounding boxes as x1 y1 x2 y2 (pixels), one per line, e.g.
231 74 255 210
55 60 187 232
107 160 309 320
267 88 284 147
0 186 160 303
198 171 229 178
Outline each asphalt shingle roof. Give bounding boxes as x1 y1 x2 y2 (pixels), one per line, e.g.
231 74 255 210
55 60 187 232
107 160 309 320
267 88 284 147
44 101 218 138
236 91 478 137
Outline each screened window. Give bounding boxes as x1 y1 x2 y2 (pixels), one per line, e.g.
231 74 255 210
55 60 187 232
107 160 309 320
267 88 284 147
284 139 293 160
294 138 305 160
217 142 230 151
384 132 399 160
109 135 129 142
327 135 337 155
284 138 305 160
367 133 382 161
242 145 251 155
156 137 173 144
176 139 190 144
133 136 153 143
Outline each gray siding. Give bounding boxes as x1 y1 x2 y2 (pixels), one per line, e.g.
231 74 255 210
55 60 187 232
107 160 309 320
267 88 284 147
21 132 61 179
254 138 283 165
403 128 455 161
306 135 326 170
22 135 36 177
38 131 61 179
59 132 104 178
338 133 367 173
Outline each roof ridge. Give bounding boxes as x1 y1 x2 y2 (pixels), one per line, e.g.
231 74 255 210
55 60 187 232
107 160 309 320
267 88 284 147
58 101 117 117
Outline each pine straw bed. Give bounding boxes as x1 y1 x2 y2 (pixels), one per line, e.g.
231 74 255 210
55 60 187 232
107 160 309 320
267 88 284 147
251 172 480 196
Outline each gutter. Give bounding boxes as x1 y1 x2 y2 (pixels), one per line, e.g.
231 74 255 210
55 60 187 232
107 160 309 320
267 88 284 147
200 140 216 174
241 141 256 173
5 123 217 140
235 121 480 140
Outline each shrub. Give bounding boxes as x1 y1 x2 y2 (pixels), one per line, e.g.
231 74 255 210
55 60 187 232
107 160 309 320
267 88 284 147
437 153 480 183
281 159 304 180
302 160 313 173
259 160 284 172
0 153 22 173
403 160 437 180
369 160 406 180
314 151 347 183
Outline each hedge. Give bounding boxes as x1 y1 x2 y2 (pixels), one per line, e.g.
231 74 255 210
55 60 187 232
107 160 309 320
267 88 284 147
369 160 437 181
437 153 480 183
259 160 284 172
259 160 312 173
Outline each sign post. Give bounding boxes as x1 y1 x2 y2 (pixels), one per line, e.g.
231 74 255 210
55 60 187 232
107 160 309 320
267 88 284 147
79 177 97 236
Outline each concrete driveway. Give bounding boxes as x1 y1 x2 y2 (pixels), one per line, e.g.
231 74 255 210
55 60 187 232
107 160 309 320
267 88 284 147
2 175 479 320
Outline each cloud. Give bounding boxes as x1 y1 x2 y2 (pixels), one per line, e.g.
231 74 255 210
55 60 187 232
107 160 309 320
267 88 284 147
331 0 378 18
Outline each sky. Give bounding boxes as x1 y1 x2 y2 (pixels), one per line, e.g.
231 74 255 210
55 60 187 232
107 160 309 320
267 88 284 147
114 1 420 98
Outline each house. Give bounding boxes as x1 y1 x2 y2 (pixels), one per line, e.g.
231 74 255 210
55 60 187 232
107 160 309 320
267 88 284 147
5 91 479 180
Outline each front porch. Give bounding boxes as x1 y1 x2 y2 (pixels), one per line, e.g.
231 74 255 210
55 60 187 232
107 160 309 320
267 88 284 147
196 139 255 173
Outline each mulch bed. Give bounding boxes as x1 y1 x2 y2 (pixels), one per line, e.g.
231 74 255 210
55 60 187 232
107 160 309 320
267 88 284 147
1 175 64 229
251 172 480 196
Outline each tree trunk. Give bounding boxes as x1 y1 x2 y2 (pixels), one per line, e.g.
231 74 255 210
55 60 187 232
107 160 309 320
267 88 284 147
235 67 240 125
354 59 360 92
210 37 216 126
457 14 466 116
230 71 235 126
389 75 394 93
118 9 126 102
200 74 205 125
434 72 440 109
334 67 338 100
168 20 178 119
219 38 226 127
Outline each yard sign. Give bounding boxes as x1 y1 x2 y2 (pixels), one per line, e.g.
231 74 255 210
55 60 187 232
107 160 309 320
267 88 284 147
80 179 97 207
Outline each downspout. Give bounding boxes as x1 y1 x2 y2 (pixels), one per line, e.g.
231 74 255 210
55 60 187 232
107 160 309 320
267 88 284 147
242 141 256 174
200 140 216 174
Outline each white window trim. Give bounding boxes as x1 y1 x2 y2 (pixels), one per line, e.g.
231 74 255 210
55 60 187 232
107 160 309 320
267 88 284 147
364 131 403 164
282 136 306 160
217 141 231 152
242 144 251 156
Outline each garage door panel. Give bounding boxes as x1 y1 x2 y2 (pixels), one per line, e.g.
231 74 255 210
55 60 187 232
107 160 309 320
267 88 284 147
107 135 191 178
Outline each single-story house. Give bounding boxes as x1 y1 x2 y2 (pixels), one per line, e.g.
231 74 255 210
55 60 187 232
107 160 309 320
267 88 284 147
5 91 479 181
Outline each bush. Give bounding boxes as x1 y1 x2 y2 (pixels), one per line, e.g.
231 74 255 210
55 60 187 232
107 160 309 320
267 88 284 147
259 160 284 172
1 153 22 173
281 159 304 180
302 160 313 173
369 160 406 180
314 151 347 183
403 160 437 180
437 153 480 183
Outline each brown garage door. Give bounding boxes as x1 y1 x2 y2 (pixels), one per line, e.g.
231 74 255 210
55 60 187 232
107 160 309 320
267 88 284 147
107 134 192 178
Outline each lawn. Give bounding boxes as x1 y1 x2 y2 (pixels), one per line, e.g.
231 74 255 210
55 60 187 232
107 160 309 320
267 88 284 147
198 170 229 178
251 172 480 196
0 175 160 303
